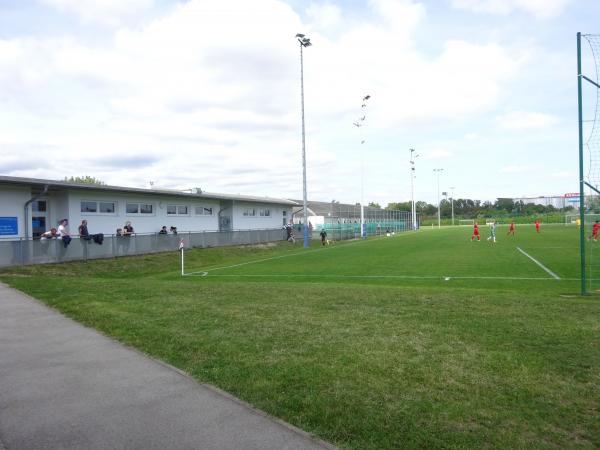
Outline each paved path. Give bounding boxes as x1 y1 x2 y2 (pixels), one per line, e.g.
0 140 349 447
0 282 335 450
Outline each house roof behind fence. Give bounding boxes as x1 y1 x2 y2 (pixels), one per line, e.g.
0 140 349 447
0 175 298 206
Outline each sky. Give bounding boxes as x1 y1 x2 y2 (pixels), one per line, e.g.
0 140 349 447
1 0 599 206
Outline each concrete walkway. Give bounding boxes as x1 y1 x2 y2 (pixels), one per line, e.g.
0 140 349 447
0 282 335 450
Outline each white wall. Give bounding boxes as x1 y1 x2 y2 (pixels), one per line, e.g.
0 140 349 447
0 183 294 238
67 190 221 235
233 202 290 230
0 186 30 238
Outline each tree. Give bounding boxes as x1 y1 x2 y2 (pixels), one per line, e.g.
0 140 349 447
64 176 106 185
368 201 381 209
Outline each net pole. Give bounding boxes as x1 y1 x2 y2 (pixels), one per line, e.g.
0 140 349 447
578 32 587 295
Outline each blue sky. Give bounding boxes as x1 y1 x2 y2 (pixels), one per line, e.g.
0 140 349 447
1 0 599 205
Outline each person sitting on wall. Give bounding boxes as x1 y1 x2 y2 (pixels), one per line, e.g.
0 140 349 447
40 228 58 239
79 220 103 244
122 221 134 236
116 228 122 237
159 226 168 235
57 219 72 248
79 220 90 239
170 226 177 234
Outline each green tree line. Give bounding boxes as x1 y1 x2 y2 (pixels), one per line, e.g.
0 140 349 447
386 198 574 220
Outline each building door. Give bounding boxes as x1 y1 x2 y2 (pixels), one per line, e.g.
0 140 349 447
219 200 233 232
32 200 48 238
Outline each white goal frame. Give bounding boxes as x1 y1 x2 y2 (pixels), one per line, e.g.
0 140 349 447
458 219 475 226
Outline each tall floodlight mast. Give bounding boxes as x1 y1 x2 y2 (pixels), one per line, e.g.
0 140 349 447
296 33 312 248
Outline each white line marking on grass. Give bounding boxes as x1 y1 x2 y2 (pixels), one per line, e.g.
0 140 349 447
516 247 561 280
185 232 416 276
189 273 569 281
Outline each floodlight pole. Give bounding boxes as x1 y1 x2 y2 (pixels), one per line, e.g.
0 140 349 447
450 186 455 226
434 168 444 228
410 149 418 231
297 33 312 248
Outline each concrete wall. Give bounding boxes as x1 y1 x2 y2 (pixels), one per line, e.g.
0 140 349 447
0 186 31 238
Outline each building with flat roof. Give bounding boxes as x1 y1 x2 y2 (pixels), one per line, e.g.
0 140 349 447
0 176 296 239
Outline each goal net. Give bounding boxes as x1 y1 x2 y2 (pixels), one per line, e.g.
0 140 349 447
578 33 600 293
458 219 475 226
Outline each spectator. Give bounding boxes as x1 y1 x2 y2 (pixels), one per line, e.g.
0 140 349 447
170 226 178 234
122 221 134 236
159 226 168 235
79 219 103 245
57 219 72 247
40 228 58 240
79 220 90 239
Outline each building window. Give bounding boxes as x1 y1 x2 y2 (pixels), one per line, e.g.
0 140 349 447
243 209 256 217
194 206 214 216
99 202 115 213
127 203 154 215
167 204 189 216
81 201 116 215
81 201 97 213
140 204 153 214
259 209 271 217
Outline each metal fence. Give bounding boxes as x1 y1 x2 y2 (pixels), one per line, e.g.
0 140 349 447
0 229 286 268
0 221 417 268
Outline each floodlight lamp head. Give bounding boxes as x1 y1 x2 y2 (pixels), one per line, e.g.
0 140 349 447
301 38 312 47
296 33 305 38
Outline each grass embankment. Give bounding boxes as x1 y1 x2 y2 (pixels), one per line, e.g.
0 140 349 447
1 226 599 449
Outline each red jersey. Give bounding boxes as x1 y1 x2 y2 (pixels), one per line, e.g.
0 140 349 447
593 223 600 234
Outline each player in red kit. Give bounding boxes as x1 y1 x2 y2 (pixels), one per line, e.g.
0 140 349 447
507 221 516 236
589 221 600 241
471 222 480 241
534 220 541 233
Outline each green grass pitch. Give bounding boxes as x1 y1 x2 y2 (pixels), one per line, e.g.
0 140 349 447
1 224 599 449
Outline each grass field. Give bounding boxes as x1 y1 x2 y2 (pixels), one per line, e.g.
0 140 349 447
1 225 600 449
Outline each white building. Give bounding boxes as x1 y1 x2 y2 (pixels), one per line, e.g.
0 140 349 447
0 176 296 239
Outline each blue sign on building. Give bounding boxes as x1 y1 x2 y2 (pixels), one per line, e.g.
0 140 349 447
0 217 18 235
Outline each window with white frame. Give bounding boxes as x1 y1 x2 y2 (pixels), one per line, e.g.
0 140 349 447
126 202 154 215
243 208 256 217
167 204 189 216
81 200 116 215
259 209 271 217
194 205 214 216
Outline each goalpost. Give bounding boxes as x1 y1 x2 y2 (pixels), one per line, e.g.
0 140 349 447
458 219 475 226
577 32 600 294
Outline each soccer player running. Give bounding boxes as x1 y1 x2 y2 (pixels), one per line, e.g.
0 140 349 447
471 222 480 241
589 220 600 241
487 221 497 243
507 220 516 236
534 219 541 233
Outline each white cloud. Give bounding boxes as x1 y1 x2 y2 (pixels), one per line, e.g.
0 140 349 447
450 0 572 19
306 3 343 31
423 148 454 160
496 111 560 130
500 164 541 173
40 0 153 26
0 0 546 204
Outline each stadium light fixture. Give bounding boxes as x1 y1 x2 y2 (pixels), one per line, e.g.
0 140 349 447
297 33 312 247
434 168 444 228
